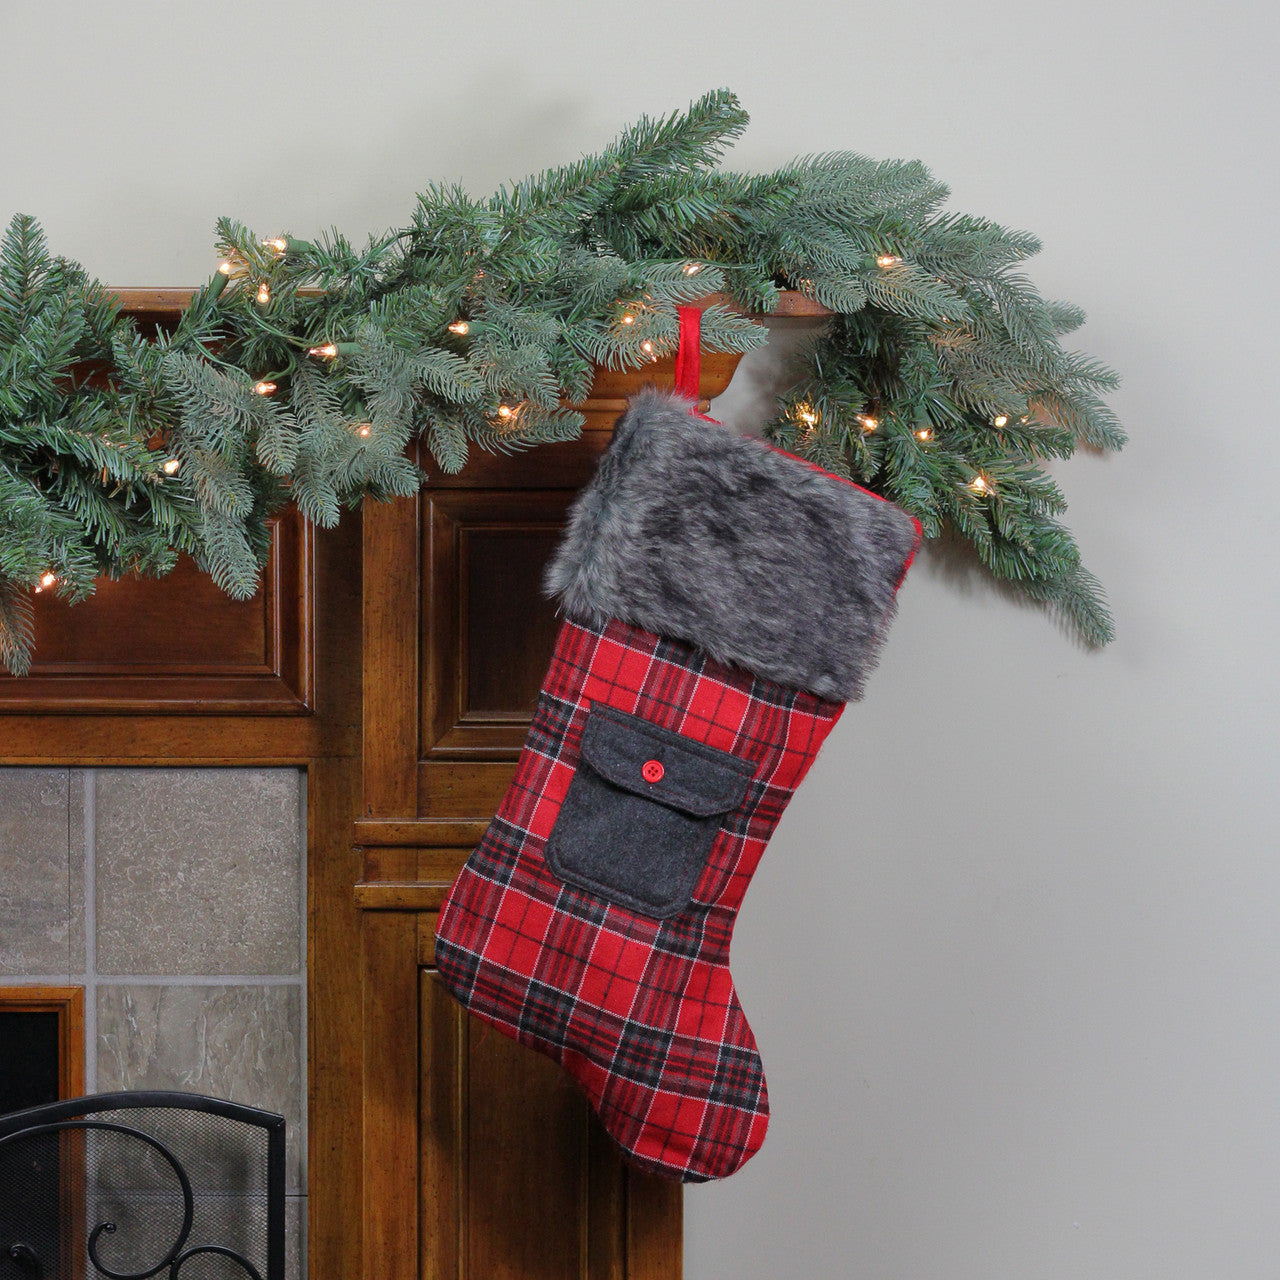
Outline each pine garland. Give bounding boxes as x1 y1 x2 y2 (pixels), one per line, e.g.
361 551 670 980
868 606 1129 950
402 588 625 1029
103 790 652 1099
0 88 1123 675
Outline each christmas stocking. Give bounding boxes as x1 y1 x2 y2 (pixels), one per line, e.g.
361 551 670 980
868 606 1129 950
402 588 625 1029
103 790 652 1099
434 307 921 1181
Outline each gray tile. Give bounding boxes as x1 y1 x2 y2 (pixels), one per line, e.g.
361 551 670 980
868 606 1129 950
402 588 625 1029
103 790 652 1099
0 766 71 976
95 768 303 976
97 984 305 1193
288 1194 307 1280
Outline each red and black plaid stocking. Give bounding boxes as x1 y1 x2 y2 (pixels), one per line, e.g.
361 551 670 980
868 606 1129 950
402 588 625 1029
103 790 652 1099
435 308 921 1181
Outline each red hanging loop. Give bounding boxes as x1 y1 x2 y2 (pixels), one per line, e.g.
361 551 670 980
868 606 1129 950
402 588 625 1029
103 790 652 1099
673 305 702 400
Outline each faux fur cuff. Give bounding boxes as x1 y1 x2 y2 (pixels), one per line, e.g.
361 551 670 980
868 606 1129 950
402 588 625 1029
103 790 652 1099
544 389 922 702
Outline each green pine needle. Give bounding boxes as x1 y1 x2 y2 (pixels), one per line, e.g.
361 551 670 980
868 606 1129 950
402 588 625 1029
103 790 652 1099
0 87 1125 672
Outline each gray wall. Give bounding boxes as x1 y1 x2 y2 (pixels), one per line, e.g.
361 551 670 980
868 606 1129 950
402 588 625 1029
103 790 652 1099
3 1 1277 1275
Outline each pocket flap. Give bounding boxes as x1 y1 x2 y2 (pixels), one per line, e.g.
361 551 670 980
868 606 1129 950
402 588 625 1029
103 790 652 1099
579 704 755 817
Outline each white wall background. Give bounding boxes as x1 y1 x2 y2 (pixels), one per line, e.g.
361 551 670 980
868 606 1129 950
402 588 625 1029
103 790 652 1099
4 1 1278 1275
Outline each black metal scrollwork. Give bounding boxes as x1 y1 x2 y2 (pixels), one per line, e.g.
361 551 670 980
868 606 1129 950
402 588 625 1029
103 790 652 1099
169 1245 264 1279
0 1092 283 1280
8 1241 43 1275
0 1119 195 1280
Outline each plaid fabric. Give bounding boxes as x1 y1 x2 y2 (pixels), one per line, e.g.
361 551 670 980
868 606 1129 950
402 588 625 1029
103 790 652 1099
435 613 846 1182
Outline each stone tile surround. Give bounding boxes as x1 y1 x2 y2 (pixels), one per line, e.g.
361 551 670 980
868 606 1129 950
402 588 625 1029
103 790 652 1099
0 766 308 1276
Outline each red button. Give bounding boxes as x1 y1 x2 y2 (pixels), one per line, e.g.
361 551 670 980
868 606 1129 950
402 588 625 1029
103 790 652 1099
642 759 664 783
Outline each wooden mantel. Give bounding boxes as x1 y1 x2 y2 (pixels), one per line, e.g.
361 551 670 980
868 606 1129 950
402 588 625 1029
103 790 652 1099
1 287 829 1280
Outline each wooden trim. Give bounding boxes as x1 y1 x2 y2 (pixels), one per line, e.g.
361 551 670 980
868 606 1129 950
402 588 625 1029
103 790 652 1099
627 1171 683 1280
354 882 449 911
306 754 365 1280
419 970 464 1280
353 819 489 848
361 910 421 1280
0 985 86 1100
363 489 421 817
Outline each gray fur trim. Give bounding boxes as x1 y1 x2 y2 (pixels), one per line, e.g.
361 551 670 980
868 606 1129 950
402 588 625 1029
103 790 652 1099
544 388 921 701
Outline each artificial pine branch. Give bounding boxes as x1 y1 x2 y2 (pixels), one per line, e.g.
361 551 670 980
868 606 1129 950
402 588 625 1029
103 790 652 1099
0 88 1124 674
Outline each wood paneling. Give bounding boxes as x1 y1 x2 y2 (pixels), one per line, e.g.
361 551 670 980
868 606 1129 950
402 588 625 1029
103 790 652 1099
0 510 313 715
416 963 675 1280
422 492 569 763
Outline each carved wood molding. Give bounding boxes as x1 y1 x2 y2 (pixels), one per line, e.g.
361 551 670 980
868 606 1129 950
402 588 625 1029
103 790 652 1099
0 510 314 716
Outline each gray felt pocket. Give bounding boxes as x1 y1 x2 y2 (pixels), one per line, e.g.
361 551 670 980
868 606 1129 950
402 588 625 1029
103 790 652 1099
544 703 756 918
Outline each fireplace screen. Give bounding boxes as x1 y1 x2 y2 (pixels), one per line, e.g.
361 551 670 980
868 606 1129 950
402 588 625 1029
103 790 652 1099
0 1091 284 1279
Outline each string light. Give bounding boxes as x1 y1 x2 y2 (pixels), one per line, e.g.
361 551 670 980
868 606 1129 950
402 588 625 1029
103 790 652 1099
255 380 277 396
796 404 819 427
497 404 515 419
916 428 932 441
308 342 361 360
641 340 655 358
209 259 234 299
621 313 635 325
34 571 57 593
993 415 1009 427
857 414 879 432
163 457 181 475
261 235 314 257
357 423 372 437
256 281 271 306
876 254 902 268
683 263 702 276
970 475 990 494
447 321 470 335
